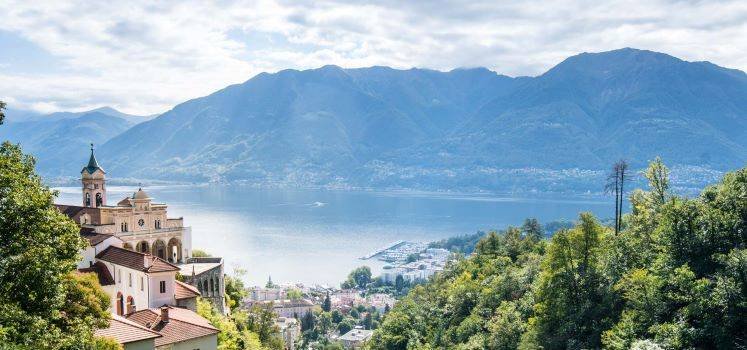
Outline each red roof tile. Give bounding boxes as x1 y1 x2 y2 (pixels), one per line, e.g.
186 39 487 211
125 307 218 347
96 246 180 273
174 280 201 300
95 315 161 344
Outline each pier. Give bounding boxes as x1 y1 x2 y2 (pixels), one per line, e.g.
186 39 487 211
360 240 405 259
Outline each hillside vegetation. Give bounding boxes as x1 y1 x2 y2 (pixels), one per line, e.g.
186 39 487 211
369 159 746 349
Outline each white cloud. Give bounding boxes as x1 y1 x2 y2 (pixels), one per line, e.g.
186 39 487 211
0 0 745 115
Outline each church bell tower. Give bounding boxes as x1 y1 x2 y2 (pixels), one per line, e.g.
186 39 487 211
81 144 106 208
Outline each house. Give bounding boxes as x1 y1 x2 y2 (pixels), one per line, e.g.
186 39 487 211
126 306 219 350
338 327 373 349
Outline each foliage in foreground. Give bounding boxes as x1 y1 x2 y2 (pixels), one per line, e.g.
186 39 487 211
0 140 113 349
370 160 746 350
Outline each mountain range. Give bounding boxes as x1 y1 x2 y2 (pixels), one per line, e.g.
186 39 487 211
3 48 745 193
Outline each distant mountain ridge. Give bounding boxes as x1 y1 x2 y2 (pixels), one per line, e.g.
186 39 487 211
0 107 151 177
4 48 746 193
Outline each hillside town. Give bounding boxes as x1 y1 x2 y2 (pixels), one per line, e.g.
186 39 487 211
53 146 448 349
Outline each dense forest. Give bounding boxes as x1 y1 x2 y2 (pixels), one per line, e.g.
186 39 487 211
369 159 746 349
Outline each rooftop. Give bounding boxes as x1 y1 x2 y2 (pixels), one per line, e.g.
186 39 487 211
96 246 180 273
95 314 161 344
179 261 222 276
126 307 218 347
339 328 374 342
174 280 201 300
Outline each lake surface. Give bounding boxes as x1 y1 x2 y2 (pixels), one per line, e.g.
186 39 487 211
54 185 614 286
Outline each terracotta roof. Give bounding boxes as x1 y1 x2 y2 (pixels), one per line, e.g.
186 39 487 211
174 280 201 300
78 261 115 286
55 204 102 224
96 246 180 273
126 307 218 347
95 314 161 344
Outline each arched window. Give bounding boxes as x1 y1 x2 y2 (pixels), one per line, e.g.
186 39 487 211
116 292 124 316
95 193 102 207
85 193 91 207
214 276 219 294
208 278 213 297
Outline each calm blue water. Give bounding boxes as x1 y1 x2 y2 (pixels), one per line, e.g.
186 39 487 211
54 185 614 286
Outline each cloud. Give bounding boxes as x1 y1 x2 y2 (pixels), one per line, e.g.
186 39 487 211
0 0 745 115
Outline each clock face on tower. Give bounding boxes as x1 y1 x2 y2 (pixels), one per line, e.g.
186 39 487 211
138 219 145 227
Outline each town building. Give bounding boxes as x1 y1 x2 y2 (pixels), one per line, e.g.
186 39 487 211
248 286 287 302
245 299 314 319
338 327 373 349
179 257 228 314
275 317 301 350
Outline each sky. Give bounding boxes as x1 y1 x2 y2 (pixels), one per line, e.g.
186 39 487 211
0 0 745 115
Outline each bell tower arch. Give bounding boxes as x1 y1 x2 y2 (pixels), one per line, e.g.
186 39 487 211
81 144 106 208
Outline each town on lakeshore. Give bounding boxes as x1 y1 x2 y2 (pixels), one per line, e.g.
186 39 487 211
56 147 443 349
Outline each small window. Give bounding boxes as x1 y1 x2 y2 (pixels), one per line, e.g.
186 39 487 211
140 277 144 291
118 269 121 283
128 273 132 287
159 281 166 293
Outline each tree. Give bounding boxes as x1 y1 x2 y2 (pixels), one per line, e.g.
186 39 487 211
191 249 212 257
301 311 315 332
197 298 264 350
337 320 353 335
643 157 670 208
322 292 332 312
244 303 284 348
522 213 615 349
394 275 405 293
606 159 630 234
343 266 372 289
521 217 544 241
0 141 111 348
363 312 373 330
224 268 247 311
287 288 303 301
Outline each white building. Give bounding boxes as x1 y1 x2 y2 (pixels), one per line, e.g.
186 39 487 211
338 328 373 349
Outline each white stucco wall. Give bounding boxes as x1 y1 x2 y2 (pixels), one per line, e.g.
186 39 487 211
148 272 176 308
124 339 156 350
106 263 152 314
78 236 122 269
167 334 217 350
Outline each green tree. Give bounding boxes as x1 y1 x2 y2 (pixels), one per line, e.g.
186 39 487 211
322 292 332 312
244 303 284 349
287 288 303 301
191 249 212 257
0 141 111 348
363 312 373 330
197 298 265 350
343 266 372 289
224 268 247 311
522 213 615 349
521 218 544 241
337 320 352 335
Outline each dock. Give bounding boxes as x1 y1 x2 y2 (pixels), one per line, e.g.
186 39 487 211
360 240 405 260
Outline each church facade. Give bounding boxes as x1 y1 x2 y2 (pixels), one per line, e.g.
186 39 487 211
57 146 192 263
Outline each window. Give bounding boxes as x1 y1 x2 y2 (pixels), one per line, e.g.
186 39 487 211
117 269 121 283
140 277 144 291
128 273 132 287
159 281 166 293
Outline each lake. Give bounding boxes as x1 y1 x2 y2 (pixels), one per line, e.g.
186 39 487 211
54 185 614 286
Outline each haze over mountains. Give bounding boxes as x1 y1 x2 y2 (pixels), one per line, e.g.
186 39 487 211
3 48 746 193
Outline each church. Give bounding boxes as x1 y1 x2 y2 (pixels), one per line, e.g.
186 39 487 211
55 146 224 349
56 145 192 263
